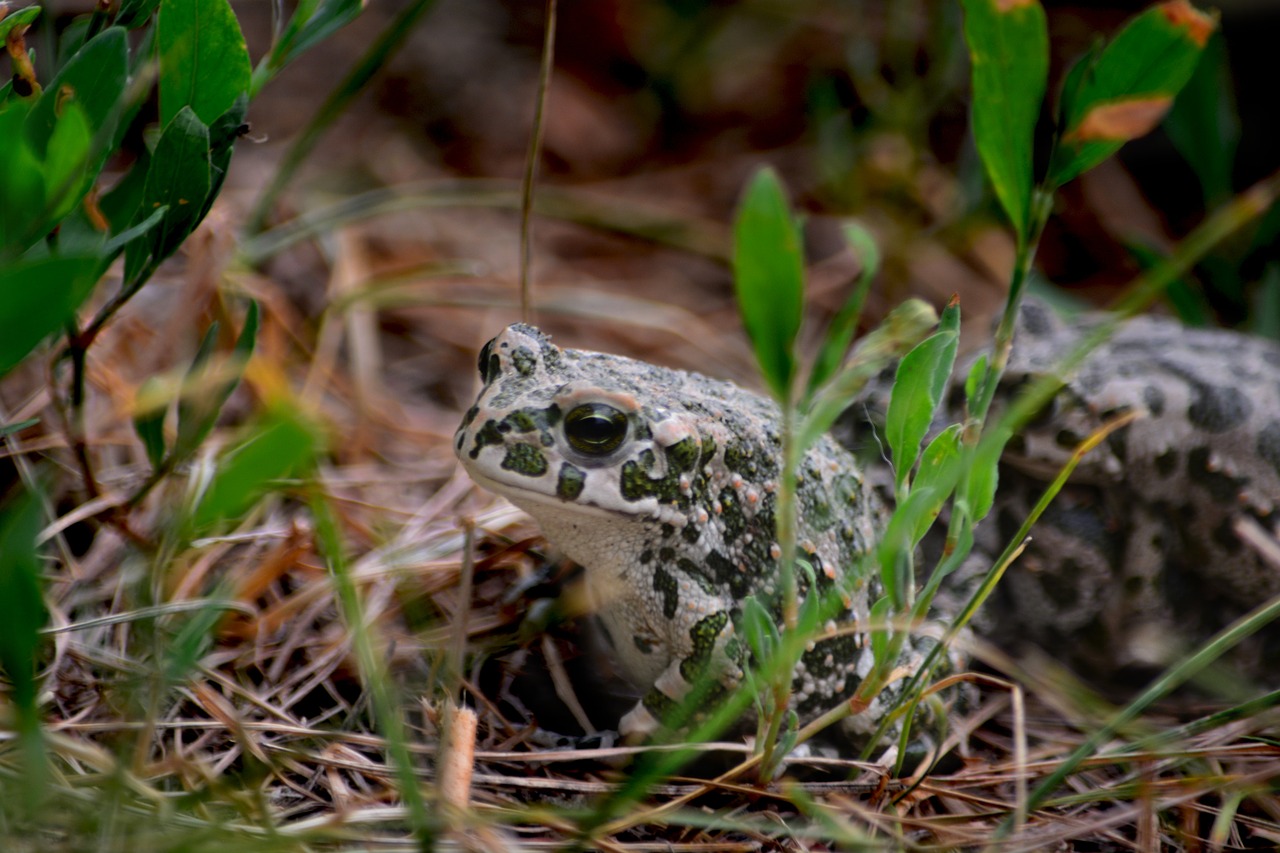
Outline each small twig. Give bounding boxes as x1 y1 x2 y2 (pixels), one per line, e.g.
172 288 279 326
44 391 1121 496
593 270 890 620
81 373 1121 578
518 0 558 322
448 518 476 704
438 702 477 813
541 635 597 736
1235 515 1280 570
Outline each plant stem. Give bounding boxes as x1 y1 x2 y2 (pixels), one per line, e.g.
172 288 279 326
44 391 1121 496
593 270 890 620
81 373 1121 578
758 404 800 778
520 0 557 323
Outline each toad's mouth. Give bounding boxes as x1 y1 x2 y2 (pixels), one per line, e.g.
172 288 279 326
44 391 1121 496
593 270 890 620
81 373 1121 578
461 465 632 521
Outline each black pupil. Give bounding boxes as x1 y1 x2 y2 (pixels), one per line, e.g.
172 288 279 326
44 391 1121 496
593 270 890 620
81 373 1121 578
566 404 626 453
576 415 616 444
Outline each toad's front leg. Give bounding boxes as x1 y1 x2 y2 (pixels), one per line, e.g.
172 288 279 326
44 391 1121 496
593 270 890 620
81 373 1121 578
614 593 747 741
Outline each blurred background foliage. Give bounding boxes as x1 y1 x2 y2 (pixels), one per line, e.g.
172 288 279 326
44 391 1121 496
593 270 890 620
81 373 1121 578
214 0 1279 339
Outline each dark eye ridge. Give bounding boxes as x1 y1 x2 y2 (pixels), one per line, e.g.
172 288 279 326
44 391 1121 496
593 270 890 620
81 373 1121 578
564 403 628 455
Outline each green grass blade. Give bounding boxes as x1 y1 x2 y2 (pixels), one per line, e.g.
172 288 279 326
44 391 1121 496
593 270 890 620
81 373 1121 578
805 221 879 400
961 0 1048 242
732 166 805 403
0 481 50 810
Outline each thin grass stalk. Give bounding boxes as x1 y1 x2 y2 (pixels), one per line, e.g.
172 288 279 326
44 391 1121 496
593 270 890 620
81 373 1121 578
307 480 437 844
520 0 557 322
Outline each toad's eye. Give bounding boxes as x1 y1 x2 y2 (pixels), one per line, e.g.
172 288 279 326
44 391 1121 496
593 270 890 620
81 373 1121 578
564 403 628 455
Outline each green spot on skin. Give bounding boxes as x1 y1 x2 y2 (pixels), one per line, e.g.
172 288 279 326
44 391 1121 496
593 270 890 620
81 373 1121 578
501 443 548 477
705 550 751 598
642 687 677 720
557 463 585 500
511 346 537 376
680 611 729 682
664 436 699 473
723 441 750 474
620 459 650 501
502 405 562 449
469 420 504 459
698 434 717 469
653 565 679 620
505 410 538 432
621 458 686 506
676 557 718 594
718 489 745 543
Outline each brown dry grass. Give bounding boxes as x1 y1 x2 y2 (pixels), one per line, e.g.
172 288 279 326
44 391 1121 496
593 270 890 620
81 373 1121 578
4 189 1277 850
3 2 1280 850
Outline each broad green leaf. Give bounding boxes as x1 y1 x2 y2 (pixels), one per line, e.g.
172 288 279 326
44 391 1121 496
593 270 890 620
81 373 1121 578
134 376 168 470
914 424 963 499
0 256 101 376
141 106 212 264
878 485 943 601
0 483 47 709
100 205 168 271
1049 0 1216 187
0 480 48 804
55 16 90 62
173 302 260 461
733 166 805 403
806 221 879 401
157 0 252 127
884 299 959 492
191 408 322 529
25 27 128 159
200 94 248 222
0 102 45 257
961 0 1048 242
0 5 40 44
40 100 93 222
1054 42 1100 138
1164 31 1237 207
100 143 151 232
